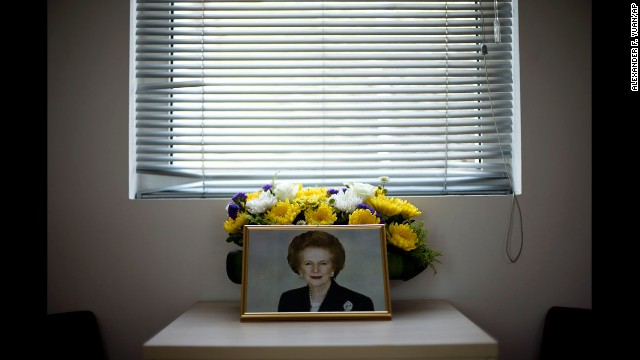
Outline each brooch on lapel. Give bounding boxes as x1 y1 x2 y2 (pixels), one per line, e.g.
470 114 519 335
343 301 353 311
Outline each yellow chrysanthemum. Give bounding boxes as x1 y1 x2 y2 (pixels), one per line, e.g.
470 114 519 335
223 213 250 234
304 203 337 225
398 200 422 218
264 200 301 225
387 222 419 251
366 195 422 219
348 209 381 225
295 187 328 209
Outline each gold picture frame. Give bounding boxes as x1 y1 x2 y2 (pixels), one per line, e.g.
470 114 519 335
240 224 392 321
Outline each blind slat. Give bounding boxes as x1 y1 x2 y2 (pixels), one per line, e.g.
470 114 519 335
137 52 513 62
136 134 512 148
138 84 513 94
136 108 514 120
137 36 514 45
137 13 510 21
138 3 505 11
137 94 513 103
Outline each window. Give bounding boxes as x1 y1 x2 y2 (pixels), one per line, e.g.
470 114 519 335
130 0 520 199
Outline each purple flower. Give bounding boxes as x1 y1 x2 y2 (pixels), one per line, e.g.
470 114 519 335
262 183 273 191
227 202 240 219
356 203 375 213
327 188 340 195
231 192 247 204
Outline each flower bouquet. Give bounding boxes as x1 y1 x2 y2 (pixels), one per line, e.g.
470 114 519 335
223 177 442 282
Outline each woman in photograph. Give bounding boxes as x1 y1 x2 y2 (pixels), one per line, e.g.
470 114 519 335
277 230 374 312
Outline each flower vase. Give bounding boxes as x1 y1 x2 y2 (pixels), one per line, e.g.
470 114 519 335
226 249 243 285
226 249 425 284
386 251 428 281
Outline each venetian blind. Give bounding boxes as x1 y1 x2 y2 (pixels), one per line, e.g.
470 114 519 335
131 0 518 199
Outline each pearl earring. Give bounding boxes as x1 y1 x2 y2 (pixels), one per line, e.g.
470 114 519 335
299 273 304 279
330 272 335 277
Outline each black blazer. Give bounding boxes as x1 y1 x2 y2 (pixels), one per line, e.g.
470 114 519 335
278 279 374 312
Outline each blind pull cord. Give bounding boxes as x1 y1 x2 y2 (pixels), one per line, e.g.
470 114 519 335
494 0 502 43
481 1 523 263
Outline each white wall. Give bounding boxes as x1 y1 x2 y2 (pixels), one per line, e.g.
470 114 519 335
47 1 592 359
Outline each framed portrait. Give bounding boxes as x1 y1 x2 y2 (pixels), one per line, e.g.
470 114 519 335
240 224 392 321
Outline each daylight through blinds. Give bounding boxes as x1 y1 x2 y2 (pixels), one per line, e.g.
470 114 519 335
133 0 516 198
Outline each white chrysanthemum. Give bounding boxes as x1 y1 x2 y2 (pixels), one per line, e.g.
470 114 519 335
344 182 378 199
246 191 277 215
330 189 364 213
273 182 301 201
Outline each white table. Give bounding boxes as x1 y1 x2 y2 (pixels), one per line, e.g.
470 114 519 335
143 300 498 360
